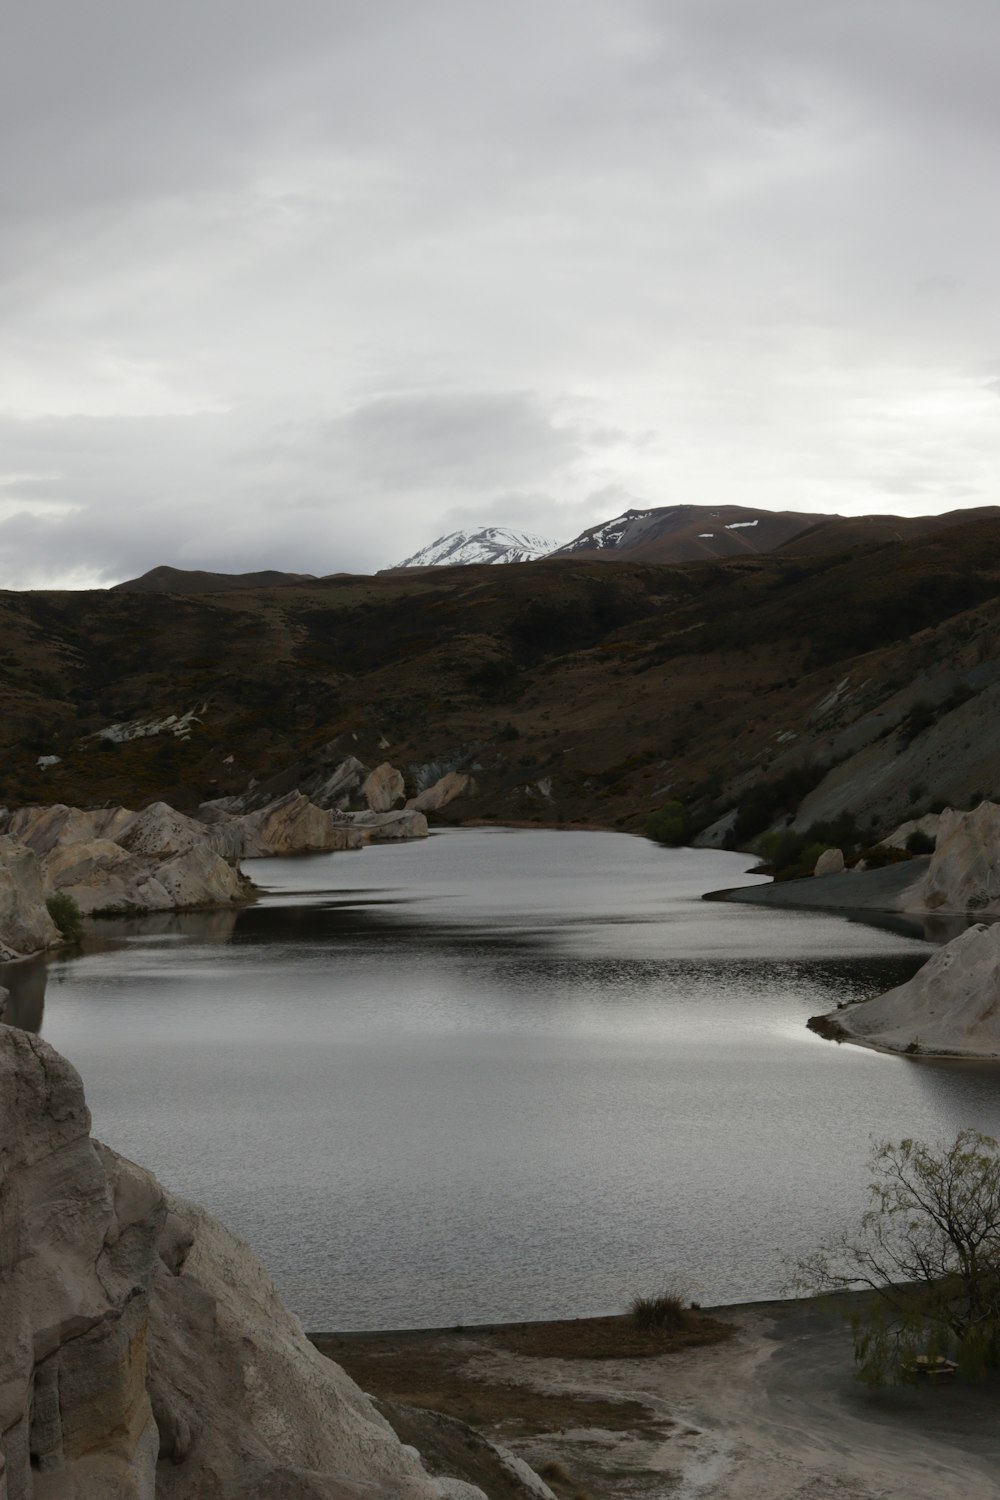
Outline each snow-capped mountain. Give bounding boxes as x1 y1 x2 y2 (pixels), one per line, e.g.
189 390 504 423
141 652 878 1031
552 508 660 554
389 527 558 569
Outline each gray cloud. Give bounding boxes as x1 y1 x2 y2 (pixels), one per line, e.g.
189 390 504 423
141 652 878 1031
3 0 1000 585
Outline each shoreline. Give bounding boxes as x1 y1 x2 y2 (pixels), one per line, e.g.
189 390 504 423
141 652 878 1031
705 855 929 916
310 1295 1000 1500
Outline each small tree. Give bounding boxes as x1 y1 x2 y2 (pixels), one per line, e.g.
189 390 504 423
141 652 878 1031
46 892 83 942
796 1131 1000 1384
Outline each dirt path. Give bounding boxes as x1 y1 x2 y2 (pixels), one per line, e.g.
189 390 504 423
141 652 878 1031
316 1298 1000 1499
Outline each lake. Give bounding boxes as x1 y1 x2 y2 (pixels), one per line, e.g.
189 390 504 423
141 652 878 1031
20 828 1000 1330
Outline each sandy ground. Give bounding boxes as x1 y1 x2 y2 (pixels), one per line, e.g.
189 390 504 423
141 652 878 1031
316 1297 1000 1499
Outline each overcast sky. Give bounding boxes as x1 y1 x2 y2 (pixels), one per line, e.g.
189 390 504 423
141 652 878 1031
3 0 999 586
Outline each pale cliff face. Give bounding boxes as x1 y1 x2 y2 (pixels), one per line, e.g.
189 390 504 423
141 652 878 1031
0 1024 162 1497
0 1023 480 1500
914 802 1000 915
0 837 58 959
817 921 1000 1059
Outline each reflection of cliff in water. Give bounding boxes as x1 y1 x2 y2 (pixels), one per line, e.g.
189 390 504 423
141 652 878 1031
0 911 243 1038
0 956 47 1034
83 909 240 945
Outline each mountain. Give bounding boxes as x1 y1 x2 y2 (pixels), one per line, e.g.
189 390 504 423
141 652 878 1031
389 527 557 569
113 565 316 593
550 504 834 564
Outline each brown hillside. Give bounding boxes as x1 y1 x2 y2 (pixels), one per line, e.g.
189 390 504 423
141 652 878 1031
4 517 1000 843
113 565 316 593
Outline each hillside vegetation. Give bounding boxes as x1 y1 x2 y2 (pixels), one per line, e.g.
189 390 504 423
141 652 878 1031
4 516 1000 844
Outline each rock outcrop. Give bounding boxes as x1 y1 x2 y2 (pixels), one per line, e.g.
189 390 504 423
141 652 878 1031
362 763 405 813
814 922 1000 1058
813 847 845 877
6 803 135 855
407 772 470 815
0 1023 488 1500
0 1025 163 1498
202 791 364 858
1 777 427 930
8 802 250 917
903 801 1000 914
0 838 59 959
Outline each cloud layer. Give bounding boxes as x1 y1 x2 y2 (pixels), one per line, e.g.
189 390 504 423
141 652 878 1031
3 0 999 584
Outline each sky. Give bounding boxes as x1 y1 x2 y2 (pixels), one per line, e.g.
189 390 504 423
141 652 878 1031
3 0 1000 587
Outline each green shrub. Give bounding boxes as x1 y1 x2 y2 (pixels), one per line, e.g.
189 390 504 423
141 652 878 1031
645 800 690 846
46 892 83 941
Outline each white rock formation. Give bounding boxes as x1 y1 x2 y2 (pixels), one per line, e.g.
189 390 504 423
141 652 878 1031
0 1025 163 1498
8 802 249 917
204 791 364 858
0 838 59 959
813 847 845 877
904 801 1000 914
817 922 1000 1058
116 801 211 858
6 803 135 856
363 763 406 813
0 1023 486 1500
407 772 470 814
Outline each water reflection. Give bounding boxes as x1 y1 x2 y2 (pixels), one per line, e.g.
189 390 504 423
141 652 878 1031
0 956 47 1032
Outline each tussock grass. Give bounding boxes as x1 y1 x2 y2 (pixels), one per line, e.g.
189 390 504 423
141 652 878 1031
629 1289 693 1333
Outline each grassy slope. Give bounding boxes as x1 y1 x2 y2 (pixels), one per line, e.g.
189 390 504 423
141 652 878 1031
4 517 1000 838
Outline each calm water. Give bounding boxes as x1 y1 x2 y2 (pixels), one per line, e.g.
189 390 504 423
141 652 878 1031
21 829 1000 1330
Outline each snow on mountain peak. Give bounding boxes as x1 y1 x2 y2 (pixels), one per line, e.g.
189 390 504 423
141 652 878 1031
390 527 557 570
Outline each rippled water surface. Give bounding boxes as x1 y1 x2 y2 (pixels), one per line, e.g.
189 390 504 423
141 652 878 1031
28 829 1000 1329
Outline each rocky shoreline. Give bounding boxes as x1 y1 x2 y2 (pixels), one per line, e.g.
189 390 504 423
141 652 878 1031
716 801 1000 1060
0 753 475 962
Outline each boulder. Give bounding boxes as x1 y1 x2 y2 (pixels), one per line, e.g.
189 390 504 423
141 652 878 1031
813 847 845 877
0 837 59 959
815 922 1000 1058
407 772 470 814
363 763 406 813
0 1024 484 1500
906 801 1000 914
